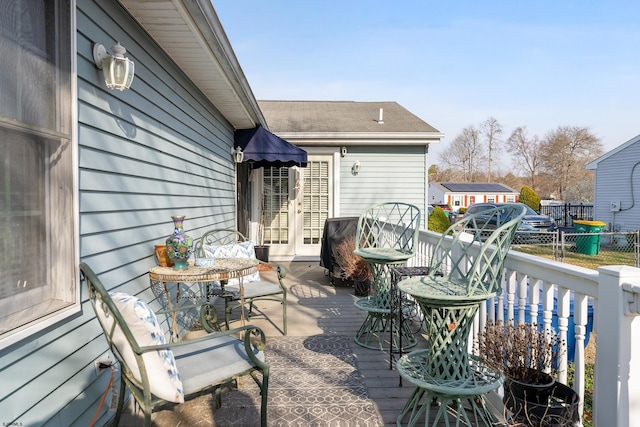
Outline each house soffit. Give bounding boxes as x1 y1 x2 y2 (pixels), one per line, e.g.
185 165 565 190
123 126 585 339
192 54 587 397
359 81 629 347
118 0 264 129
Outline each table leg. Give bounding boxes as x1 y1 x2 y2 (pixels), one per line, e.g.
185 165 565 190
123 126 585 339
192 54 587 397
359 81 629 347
239 276 245 326
159 281 179 342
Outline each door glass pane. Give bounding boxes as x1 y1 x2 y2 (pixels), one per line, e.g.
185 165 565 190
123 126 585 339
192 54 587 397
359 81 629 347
263 167 289 244
303 161 329 244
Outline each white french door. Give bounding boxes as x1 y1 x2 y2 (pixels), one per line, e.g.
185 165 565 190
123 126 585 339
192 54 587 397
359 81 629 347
262 154 333 259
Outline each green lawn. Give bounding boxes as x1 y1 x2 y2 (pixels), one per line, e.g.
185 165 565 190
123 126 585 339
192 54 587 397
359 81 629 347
513 244 636 270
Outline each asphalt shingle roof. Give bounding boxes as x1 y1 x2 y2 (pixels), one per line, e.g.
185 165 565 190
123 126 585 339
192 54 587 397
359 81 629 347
258 101 440 134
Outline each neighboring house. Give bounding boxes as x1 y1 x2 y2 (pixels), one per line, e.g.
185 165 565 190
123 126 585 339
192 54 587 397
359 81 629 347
585 133 640 232
1 1 266 425
429 182 519 210
257 100 444 260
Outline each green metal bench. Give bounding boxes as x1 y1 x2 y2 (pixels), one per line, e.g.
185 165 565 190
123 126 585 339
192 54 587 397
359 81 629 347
395 204 526 426
353 202 421 351
81 262 270 426
193 229 287 335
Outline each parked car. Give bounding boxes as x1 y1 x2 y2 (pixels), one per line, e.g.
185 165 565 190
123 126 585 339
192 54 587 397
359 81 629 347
464 202 557 243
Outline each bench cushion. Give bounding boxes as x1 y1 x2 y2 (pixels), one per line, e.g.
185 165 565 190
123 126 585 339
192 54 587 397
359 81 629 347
95 292 184 403
203 241 261 286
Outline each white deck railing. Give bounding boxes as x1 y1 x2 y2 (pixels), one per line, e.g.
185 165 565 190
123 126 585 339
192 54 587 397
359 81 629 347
409 228 640 427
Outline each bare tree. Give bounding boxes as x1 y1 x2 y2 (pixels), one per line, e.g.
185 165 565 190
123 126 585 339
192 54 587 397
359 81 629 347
540 126 603 201
506 126 543 189
438 126 484 182
481 117 503 182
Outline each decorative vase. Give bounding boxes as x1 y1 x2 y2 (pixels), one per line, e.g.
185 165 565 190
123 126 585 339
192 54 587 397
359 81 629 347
165 215 193 270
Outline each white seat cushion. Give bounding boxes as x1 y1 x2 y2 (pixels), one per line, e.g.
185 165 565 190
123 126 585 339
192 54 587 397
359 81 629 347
225 280 283 299
172 335 265 394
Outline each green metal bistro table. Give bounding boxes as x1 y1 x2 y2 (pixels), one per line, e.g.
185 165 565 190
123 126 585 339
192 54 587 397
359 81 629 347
395 277 503 426
393 204 526 426
353 248 419 352
352 202 422 352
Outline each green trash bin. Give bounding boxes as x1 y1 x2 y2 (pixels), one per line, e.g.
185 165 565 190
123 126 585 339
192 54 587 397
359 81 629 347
573 220 606 255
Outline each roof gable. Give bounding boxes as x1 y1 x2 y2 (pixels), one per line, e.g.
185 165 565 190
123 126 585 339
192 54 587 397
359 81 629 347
585 133 640 170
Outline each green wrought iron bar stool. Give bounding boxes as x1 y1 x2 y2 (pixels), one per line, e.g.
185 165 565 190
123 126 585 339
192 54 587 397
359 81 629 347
396 204 526 426
353 202 421 351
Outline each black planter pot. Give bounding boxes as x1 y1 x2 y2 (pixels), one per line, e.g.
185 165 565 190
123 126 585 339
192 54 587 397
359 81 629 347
504 374 580 426
254 245 270 263
505 370 555 406
353 278 371 297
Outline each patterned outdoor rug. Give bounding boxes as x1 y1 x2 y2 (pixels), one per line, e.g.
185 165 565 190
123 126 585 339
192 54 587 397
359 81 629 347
214 335 384 426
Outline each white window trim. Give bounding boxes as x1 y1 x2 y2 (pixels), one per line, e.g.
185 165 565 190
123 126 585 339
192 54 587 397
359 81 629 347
0 0 79 350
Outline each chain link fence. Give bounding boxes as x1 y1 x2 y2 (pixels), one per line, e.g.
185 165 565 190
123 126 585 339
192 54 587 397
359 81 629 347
511 230 640 269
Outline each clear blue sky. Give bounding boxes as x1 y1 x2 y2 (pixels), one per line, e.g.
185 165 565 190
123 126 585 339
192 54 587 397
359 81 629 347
213 0 640 165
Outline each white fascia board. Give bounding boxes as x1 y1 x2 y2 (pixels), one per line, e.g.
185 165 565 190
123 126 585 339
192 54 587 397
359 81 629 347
276 132 445 146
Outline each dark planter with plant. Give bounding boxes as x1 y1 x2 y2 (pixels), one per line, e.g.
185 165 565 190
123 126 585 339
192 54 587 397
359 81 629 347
477 321 580 426
255 200 270 262
254 245 270 263
335 236 372 296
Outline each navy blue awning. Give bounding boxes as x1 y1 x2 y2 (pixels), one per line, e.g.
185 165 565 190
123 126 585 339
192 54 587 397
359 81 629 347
234 125 307 168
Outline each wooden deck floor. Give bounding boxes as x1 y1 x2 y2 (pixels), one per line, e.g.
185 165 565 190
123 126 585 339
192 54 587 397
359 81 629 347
120 261 506 426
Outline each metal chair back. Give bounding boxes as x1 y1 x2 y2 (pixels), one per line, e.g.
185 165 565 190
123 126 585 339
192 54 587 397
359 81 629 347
193 228 287 335
354 202 421 261
428 204 527 296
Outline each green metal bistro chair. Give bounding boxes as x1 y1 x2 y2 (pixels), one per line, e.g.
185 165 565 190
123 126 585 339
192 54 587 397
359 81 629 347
81 262 270 427
353 202 421 351
193 229 287 335
395 204 526 426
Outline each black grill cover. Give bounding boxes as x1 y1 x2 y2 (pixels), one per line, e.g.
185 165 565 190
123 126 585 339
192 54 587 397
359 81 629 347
319 217 359 279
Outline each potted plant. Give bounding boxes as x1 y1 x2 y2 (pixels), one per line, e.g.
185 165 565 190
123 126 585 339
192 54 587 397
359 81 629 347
335 236 372 296
476 321 579 426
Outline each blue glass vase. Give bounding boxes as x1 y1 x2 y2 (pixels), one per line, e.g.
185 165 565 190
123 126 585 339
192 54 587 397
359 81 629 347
165 215 193 270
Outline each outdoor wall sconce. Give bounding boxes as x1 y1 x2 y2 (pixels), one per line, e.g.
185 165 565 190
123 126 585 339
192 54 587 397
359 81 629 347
352 161 360 175
232 146 244 163
93 42 135 91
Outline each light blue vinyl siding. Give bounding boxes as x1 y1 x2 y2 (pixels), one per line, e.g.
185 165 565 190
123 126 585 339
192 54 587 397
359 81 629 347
0 1 239 426
592 141 640 231
338 145 428 228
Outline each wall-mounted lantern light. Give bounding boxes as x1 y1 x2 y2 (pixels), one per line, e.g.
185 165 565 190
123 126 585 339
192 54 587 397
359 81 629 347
232 146 244 163
93 42 135 91
352 161 360 176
